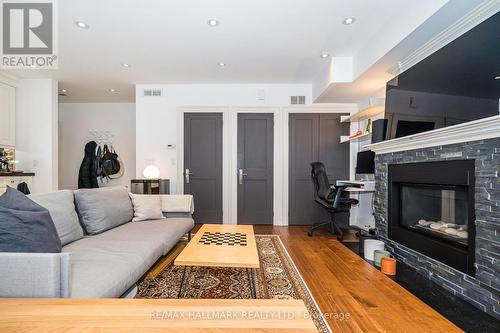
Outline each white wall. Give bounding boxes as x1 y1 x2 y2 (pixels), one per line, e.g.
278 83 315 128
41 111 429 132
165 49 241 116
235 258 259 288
16 79 58 193
136 84 312 193
58 103 135 190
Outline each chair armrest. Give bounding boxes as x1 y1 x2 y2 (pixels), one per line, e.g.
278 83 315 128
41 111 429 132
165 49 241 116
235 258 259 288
332 186 346 208
0 252 70 298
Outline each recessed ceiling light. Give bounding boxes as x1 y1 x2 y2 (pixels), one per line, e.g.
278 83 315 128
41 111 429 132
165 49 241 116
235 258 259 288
320 53 330 58
495 76 500 80
121 63 131 68
342 17 356 25
207 19 219 27
217 62 226 67
109 88 118 93
75 21 89 29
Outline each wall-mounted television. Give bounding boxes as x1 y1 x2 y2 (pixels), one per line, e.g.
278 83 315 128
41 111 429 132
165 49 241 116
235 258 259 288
384 12 500 140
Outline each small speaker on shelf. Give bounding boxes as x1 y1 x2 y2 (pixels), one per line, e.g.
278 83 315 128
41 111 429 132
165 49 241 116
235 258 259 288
371 119 388 143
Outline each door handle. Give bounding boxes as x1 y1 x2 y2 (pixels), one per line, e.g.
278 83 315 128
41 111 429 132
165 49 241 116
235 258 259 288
185 169 194 184
238 169 248 185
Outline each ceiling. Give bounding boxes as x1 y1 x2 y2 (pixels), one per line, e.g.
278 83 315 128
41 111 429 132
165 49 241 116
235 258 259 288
314 0 499 103
9 0 428 102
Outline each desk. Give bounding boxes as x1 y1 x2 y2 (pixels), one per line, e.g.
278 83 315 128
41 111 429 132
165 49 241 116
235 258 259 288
342 187 374 193
335 180 375 191
334 180 375 231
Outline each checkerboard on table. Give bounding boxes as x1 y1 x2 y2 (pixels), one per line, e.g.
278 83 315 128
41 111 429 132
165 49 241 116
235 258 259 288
198 231 248 246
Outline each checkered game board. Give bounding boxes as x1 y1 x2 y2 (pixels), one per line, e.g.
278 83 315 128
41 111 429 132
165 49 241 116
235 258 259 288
198 231 248 246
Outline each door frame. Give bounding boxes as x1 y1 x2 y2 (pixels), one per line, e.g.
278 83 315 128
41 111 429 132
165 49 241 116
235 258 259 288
177 104 357 226
183 112 224 223
233 108 279 226
177 107 229 224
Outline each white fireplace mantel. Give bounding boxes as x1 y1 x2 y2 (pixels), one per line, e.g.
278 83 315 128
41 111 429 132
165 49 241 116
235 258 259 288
365 115 500 154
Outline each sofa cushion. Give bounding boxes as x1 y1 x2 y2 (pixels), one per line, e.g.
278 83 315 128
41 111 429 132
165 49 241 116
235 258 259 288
74 186 133 235
62 217 194 298
129 193 165 222
0 187 61 253
29 190 84 246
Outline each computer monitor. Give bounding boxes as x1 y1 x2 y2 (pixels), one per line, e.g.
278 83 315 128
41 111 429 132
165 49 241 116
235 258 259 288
356 150 375 175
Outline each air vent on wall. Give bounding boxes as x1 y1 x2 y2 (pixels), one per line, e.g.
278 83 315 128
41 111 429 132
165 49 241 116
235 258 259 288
143 89 163 97
290 96 305 105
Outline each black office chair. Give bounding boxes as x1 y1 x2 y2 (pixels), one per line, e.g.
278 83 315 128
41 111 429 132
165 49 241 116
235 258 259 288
308 162 358 240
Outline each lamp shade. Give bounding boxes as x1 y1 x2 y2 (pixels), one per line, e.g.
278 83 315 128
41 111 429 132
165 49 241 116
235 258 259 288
143 165 160 179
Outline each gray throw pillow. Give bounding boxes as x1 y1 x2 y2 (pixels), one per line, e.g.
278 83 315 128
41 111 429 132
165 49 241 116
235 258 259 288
29 190 84 246
74 186 134 235
0 187 62 253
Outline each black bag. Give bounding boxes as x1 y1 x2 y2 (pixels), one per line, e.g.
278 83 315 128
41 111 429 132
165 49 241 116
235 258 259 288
101 144 120 177
94 145 102 178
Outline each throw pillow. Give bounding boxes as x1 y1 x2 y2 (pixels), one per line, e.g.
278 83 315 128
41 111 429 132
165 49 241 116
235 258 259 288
29 190 84 246
74 186 134 234
129 193 165 222
0 187 62 253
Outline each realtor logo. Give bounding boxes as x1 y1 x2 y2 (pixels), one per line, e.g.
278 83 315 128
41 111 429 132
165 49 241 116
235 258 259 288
1 0 58 69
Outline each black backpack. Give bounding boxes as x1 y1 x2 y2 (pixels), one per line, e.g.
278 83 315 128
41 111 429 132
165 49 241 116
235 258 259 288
101 145 120 177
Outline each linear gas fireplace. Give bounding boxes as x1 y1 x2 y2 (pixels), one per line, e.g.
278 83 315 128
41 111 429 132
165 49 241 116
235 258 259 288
388 160 475 275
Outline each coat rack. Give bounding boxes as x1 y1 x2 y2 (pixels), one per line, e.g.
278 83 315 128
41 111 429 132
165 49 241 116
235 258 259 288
88 130 115 145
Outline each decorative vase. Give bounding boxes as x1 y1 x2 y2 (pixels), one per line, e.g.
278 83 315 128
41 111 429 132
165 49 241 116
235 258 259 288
381 257 397 275
374 250 391 267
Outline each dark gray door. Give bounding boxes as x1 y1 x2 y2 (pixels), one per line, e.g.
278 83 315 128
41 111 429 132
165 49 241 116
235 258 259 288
237 113 274 225
289 113 349 225
184 113 223 224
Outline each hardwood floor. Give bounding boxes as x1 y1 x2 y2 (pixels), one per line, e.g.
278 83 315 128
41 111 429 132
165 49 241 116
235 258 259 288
252 225 462 333
0 225 463 333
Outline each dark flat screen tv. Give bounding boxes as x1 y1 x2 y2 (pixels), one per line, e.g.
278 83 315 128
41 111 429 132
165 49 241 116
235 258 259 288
384 12 500 140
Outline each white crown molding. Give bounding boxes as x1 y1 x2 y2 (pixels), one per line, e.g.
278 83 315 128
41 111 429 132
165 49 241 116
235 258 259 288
0 71 19 87
179 103 358 114
282 103 358 113
365 115 500 154
389 0 500 75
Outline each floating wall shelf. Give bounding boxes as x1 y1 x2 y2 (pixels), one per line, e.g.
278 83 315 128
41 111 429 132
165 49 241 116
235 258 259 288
341 98 385 123
340 132 371 143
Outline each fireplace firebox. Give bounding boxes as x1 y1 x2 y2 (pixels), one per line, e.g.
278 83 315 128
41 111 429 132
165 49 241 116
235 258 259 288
388 160 475 275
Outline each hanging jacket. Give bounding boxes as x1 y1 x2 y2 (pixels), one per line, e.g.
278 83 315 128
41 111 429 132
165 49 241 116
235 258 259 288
78 141 99 189
16 182 31 195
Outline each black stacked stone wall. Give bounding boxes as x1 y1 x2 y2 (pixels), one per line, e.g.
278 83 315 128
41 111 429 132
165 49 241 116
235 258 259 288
374 137 500 319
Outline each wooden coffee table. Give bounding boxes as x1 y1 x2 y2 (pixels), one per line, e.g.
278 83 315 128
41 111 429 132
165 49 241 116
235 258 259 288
174 224 260 297
174 224 260 268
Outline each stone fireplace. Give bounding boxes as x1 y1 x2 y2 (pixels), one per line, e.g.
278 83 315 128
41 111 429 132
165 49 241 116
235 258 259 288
370 129 500 319
387 160 476 275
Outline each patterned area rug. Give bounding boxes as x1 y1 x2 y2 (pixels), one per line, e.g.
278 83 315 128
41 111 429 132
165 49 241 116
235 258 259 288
136 235 329 333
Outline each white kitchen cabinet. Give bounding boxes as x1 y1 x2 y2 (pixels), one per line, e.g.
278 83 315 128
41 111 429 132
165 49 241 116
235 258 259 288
0 81 16 147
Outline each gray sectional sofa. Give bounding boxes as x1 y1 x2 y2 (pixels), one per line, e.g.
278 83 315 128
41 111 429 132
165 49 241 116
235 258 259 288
0 187 194 298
